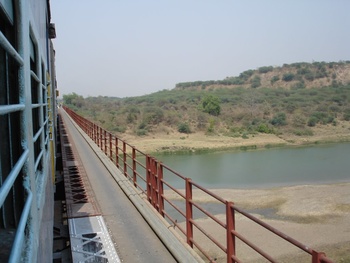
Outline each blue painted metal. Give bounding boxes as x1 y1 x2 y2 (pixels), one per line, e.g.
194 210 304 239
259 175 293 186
0 31 24 65
0 150 29 207
0 104 26 115
0 0 58 261
8 187 33 263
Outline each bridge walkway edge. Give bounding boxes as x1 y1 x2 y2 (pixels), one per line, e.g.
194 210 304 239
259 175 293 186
60 109 204 263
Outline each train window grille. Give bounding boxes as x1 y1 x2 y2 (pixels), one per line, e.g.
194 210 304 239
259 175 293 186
42 62 49 151
0 4 27 262
30 35 42 173
0 2 53 261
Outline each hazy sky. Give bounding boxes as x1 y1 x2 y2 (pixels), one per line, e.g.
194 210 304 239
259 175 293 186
51 0 350 98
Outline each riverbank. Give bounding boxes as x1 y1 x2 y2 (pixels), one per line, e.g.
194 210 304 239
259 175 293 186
165 183 350 262
120 121 350 154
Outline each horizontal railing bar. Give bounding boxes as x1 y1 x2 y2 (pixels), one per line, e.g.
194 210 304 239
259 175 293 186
30 70 40 83
8 187 33 263
161 180 186 199
233 205 313 254
0 104 25 115
163 198 186 219
191 218 226 252
0 31 24 66
31 103 41 109
162 164 187 181
191 181 226 204
0 150 29 206
33 126 43 142
191 201 226 228
190 238 215 262
232 228 277 262
34 150 44 171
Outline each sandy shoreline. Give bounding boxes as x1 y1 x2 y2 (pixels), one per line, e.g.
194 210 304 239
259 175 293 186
164 183 350 262
120 121 350 155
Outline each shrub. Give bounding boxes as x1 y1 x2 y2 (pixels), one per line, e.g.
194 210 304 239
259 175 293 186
307 116 318 127
242 132 249 139
178 123 191 134
304 72 315 81
291 81 305 90
343 109 350 121
271 112 287 126
258 66 273 73
292 114 306 127
293 128 314 136
239 69 255 80
282 73 295 82
206 118 216 134
270 75 280 84
256 123 273 133
136 129 147 136
250 75 261 88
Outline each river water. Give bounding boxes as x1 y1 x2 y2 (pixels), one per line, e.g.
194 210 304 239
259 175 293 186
155 142 350 189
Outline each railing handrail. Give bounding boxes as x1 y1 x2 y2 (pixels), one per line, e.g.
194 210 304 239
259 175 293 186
63 106 333 263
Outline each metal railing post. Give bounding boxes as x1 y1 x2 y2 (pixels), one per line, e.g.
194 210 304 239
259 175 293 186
123 141 127 177
115 137 119 168
99 127 103 149
158 163 164 217
151 158 158 208
186 178 193 248
146 155 151 202
104 130 107 155
109 133 113 160
132 147 137 187
226 201 236 263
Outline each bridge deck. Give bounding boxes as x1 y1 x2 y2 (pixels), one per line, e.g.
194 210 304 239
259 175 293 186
60 110 177 263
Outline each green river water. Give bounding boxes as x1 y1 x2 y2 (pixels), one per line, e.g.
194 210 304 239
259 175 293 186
155 142 350 189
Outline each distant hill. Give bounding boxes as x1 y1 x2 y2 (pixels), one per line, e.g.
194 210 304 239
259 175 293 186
64 61 350 145
174 61 350 90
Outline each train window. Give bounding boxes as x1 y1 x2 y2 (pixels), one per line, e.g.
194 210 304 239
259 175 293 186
0 0 24 252
0 0 14 25
42 63 48 150
30 34 43 174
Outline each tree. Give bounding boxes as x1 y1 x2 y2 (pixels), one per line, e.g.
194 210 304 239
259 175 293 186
201 95 221 116
63 92 85 108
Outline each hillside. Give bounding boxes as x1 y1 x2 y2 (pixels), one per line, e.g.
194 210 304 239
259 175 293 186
63 61 350 153
175 61 350 90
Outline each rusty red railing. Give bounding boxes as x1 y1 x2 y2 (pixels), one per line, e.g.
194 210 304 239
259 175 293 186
63 106 333 263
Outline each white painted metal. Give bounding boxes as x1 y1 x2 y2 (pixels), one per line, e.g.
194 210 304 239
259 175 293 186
69 216 121 263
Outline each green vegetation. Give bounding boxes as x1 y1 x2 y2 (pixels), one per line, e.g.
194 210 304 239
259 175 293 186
63 61 350 138
178 122 191 134
200 95 221 116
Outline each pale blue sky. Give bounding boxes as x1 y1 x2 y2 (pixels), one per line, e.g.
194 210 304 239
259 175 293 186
51 0 350 98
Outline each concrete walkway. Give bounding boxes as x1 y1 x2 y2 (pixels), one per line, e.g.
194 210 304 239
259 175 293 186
61 109 204 263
